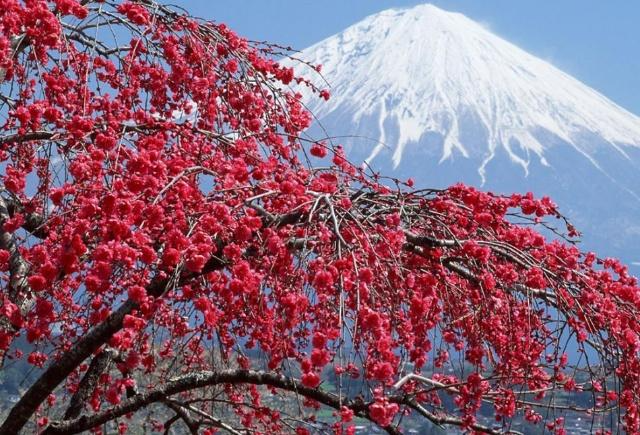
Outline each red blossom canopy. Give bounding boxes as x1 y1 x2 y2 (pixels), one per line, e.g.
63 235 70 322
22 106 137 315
0 1 639 434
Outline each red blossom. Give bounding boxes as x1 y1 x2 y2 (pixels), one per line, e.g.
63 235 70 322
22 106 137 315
310 143 327 158
301 372 321 388
27 275 47 292
0 250 9 271
368 399 399 427
116 2 150 25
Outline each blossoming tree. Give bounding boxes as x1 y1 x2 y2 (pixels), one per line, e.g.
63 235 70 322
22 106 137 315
1 1 639 434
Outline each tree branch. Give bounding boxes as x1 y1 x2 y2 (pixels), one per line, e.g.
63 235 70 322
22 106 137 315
0 255 226 435
62 348 120 421
0 196 31 303
44 369 402 435
162 400 199 435
0 34 28 83
4 197 48 239
166 400 243 435
0 196 34 366
0 131 56 146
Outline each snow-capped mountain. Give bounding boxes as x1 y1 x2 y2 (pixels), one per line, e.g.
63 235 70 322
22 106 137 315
286 4 640 265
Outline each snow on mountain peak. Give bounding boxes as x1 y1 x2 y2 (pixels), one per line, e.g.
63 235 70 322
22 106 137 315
286 3 640 183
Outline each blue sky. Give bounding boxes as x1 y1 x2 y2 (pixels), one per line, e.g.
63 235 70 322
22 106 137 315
188 1 639 115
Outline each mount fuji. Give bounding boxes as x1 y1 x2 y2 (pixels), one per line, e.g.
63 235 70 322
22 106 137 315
285 4 640 266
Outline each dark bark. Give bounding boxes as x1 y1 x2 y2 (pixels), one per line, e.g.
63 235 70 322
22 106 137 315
0 196 34 367
62 348 120 421
0 34 28 83
0 131 55 146
0 300 136 435
43 369 399 435
162 401 199 435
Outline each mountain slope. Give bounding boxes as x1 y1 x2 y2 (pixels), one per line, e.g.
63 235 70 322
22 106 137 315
288 4 640 179
285 3 640 264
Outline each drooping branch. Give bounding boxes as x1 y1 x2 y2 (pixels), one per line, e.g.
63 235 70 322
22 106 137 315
43 368 511 435
42 369 365 434
42 368 515 435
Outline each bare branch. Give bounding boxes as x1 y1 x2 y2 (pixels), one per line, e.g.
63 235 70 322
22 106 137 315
162 400 199 435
